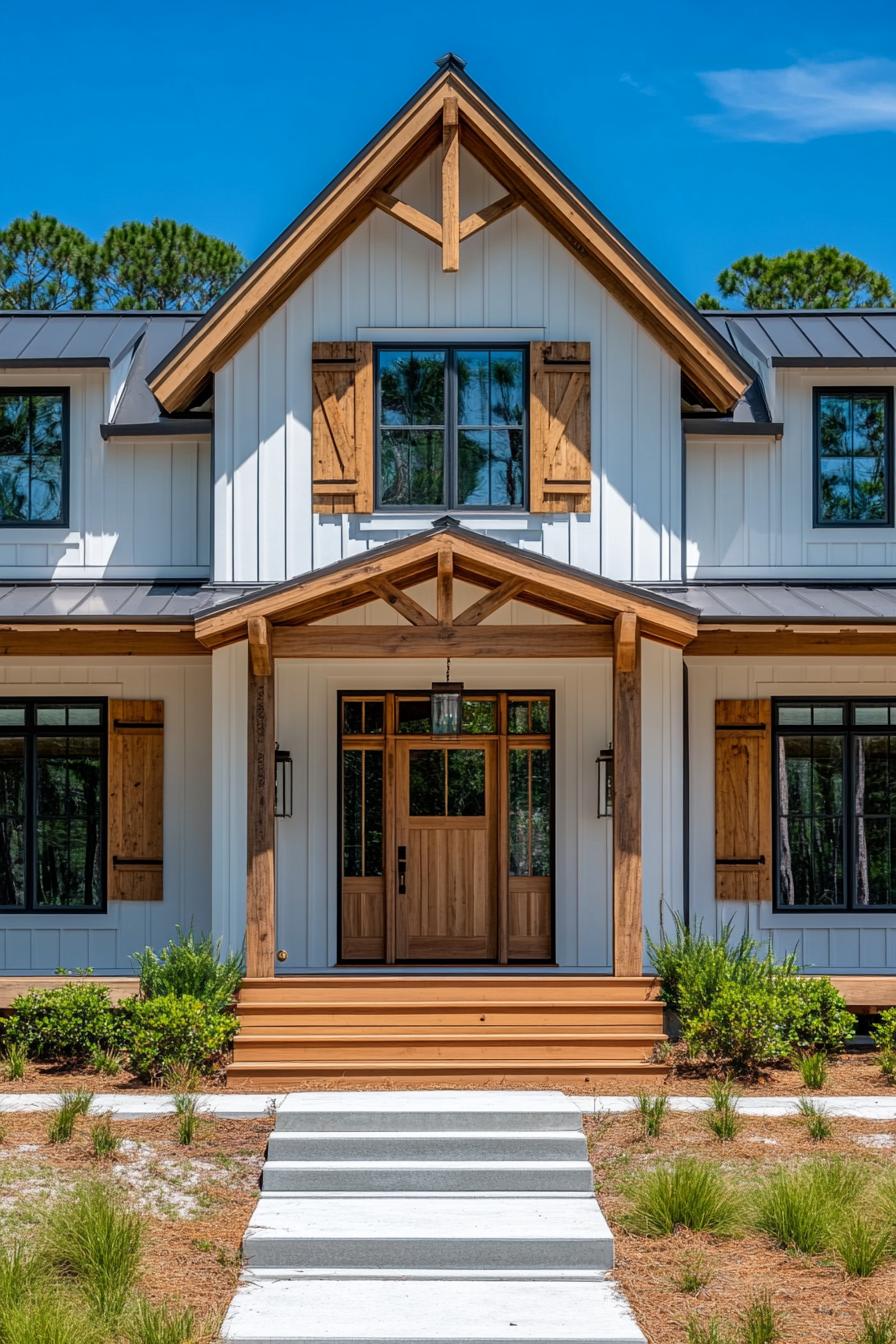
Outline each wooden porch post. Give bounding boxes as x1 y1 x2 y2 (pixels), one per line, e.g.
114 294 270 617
612 612 643 977
246 617 275 978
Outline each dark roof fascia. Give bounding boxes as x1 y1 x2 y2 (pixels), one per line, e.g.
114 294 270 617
100 418 213 440
770 356 896 368
682 418 783 437
0 358 110 369
149 63 754 400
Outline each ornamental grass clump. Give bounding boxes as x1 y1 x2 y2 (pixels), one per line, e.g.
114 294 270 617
740 1294 780 1344
672 1249 712 1294
126 1298 202 1344
89 1113 122 1159
1 1041 27 1081
705 1080 741 1142
43 1180 143 1323
47 1089 94 1144
635 1091 668 1139
833 1211 894 1278
858 1307 896 1344
627 1157 741 1237
685 1317 731 1344
793 1050 828 1090
173 1093 203 1146
753 1157 866 1255
796 1098 832 1142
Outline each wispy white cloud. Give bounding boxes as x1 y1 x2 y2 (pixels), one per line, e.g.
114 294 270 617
696 58 896 142
619 72 657 97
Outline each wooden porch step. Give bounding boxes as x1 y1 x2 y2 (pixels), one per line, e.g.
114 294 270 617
236 999 664 1028
237 975 659 1004
232 1029 663 1063
227 1057 667 1082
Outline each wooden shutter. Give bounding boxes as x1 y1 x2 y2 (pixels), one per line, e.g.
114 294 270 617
529 341 591 513
715 699 772 902
108 700 164 902
312 341 373 513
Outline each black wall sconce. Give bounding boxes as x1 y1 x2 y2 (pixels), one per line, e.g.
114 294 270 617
274 744 293 818
596 743 614 818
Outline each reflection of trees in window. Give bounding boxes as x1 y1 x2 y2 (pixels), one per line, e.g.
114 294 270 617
509 748 551 877
777 734 844 906
342 749 383 877
0 737 25 906
0 393 65 523
817 391 889 524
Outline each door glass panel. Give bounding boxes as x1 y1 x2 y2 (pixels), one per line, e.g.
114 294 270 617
447 749 485 816
409 750 445 815
343 702 363 735
397 699 431 735
462 698 496 733
343 749 383 877
342 750 362 875
509 748 529 875
508 698 551 734
509 747 552 876
530 748 551 876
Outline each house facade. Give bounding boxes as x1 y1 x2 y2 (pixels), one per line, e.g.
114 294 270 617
2 59 895 1072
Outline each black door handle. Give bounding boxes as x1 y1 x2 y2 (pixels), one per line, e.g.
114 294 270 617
398 845 407 894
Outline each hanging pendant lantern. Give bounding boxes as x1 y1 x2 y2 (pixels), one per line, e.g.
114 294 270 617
431 657 464 736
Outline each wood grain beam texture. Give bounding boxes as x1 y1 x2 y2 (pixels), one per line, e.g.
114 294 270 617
246 633 275 979
441 96 460 272
613 612 642 978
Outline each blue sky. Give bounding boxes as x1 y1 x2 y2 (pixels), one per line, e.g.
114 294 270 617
2 0 896 304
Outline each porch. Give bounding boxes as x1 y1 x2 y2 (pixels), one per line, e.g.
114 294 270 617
198 520 696 1079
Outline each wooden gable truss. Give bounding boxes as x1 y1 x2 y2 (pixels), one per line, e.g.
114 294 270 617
149 58 752 415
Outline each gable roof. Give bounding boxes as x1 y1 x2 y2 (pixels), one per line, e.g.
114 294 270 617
149 58 752 415
194 517 698 649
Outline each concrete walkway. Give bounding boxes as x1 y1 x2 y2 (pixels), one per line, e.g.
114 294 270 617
220 1090 645 1343
1 1093 895 1119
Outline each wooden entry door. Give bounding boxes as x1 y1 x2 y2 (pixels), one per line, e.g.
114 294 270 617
395 741 498 960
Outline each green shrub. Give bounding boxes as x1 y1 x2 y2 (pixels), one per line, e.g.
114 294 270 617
796 1098 832 1142
132 927 243 1012
872 1007 896 1054
635 1091 668 1138
5 983 123 1064
124 994 236 1082
793 1050 828 1090
880 1049 896 1084
647 915 768 1018
43 1180 143 1322
779 976 856 1056
627 1157 741 1237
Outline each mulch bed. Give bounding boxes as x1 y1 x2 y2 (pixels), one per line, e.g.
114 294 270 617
0 1109 273 1329
586 1109 896 1344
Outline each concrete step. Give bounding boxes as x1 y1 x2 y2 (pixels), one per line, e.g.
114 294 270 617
242 1195 613 1271
261 1160 594 1193
220 1274 645 1342
273 1091 584 1133
266 1129 588 1162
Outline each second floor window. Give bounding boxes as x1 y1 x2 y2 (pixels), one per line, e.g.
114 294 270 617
815 388 892 526
377 347 526 509
0 390 68 525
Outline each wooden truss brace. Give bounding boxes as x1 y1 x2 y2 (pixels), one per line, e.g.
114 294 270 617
372 96 520 271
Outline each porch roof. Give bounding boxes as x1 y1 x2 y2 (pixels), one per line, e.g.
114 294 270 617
194 519 699 651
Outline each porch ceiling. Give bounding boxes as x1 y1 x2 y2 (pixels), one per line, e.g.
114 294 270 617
194 518 698 653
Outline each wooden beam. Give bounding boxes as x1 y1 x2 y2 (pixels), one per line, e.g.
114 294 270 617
441 96 460 272
367 576 438 627
689 628 896 658
248 616 273 676
614 611 637 674
272 624 613 659
459 192 520 241
0 627 205 657
613 629 642 978
454 578 524 626
246 663 276 978
370 189 443 246
436 545 453 625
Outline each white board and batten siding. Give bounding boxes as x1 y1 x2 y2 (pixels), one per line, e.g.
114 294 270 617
688 658 896 974
0 658 212 974
687 368 896 579
0 369 210 580
213 148 682 587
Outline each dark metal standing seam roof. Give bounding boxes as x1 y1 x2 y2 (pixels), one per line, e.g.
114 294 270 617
649 583 896 623
703 311 896 364
0 583 260 623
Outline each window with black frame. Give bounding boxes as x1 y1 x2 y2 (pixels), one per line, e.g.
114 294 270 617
815 389 892 526
0 391 68 525
0 701 105 911
775 700 896 910
376 347 526 509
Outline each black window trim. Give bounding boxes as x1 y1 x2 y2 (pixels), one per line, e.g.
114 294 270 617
374 343 529 513
773 695 896 913
813 386 894 530
0 386 70 529
0 697 107 914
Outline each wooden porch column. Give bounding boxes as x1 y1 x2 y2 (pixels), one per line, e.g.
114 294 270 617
246 617 275 978
612 612 642 977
